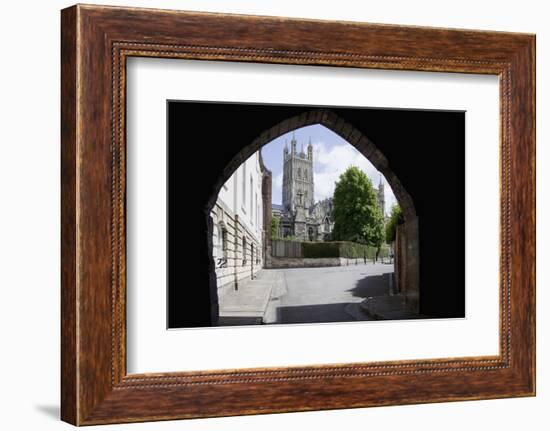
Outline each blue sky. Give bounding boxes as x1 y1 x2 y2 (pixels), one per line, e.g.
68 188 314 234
260 124 397 215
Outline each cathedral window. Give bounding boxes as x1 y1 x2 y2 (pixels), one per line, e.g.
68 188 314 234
297 168 301 178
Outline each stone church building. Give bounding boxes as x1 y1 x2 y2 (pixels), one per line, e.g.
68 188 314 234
210 133 389 295
272 133 386 241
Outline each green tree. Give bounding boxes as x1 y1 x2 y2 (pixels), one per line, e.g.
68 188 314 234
271 216 280 240
332 166 385 248
385 203 404 243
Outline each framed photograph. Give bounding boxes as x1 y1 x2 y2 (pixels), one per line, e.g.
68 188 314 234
61 4 535 425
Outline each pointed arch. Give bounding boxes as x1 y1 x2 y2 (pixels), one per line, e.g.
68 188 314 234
207 108 420 318
209 109 415 222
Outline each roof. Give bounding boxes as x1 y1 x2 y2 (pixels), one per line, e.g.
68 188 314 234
272 203 285 212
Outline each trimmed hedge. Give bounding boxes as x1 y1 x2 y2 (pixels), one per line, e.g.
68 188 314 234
301 242 340 258
302 241 389 259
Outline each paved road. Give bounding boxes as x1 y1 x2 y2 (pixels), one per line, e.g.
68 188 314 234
265 262 394 324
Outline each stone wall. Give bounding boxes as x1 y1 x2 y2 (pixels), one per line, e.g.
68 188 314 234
395 217 420 313
212 203 263 295
267 256 372 269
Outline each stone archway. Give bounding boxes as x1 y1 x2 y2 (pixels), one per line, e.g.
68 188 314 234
206 109 420 322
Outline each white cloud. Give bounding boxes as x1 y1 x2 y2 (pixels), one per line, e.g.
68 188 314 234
269 138 399 215
313 140 397 215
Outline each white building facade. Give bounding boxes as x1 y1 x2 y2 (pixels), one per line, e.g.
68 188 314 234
210 151 265 295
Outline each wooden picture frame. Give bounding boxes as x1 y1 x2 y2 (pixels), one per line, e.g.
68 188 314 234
61 4 535 425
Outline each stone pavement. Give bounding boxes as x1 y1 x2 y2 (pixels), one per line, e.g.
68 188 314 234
218 263 421 326
218 270 284 326
359 295 421 320
266 263 395 324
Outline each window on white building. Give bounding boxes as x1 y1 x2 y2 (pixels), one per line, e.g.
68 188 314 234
221 227 228 259
255 193 259 229
213 224 221 260
242 236 247 265
242 163 246 210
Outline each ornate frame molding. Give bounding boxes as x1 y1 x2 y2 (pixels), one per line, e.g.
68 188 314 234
61 4 534 425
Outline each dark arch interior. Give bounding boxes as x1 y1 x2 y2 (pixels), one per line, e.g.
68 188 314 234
167 100 465 328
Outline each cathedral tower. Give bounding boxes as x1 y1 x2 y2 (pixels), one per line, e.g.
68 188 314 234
282 133 314 212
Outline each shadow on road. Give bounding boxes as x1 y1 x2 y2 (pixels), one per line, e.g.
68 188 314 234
276 302 352 324
217 316 263 326
348 273 393 299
